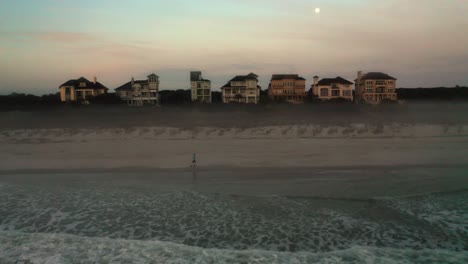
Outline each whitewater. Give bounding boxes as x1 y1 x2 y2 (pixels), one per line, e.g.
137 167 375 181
0 167 467 263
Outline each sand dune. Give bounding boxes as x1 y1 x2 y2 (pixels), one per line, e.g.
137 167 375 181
1 123 468 171
1 123 468 143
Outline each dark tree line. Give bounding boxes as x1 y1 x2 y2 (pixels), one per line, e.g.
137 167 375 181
0 93 62 110
396 87 468 100
1 86 468 111
159 90 224 104
88 93 125 104
158 90 192 104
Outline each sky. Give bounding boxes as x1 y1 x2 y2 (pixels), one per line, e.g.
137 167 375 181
0 0 467 95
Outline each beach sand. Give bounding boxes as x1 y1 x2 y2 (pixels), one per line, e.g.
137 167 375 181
1 123 468 171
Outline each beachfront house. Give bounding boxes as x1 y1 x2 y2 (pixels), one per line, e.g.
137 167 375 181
221 73 261 104
59 77 108 103
355 71 397 104
190 71 212 103
115 74 160 106
312 76 354 101
268 74 306 104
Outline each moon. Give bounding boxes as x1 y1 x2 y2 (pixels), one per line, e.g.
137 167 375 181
315 7 321 14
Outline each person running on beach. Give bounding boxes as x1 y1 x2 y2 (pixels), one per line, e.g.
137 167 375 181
191 153 197 167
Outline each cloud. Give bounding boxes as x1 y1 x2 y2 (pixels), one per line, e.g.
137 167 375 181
32 32 98 43
1 31 170 62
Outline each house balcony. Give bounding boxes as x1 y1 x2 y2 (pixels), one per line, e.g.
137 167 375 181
224 92 246 97
362 93 397 102
143 97 159 100
363 92 396 96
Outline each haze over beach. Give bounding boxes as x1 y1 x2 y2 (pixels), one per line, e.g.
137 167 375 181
1 1 468 264
1 0 468 94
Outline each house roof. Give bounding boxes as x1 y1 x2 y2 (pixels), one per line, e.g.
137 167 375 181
190 71 211 82
114 79 152 91
316 77 354 86
358 72 397 81
59 77 108 90
220 73 260 89
221 82 261 89
271 74 305 81
229 73 259 82
190 71 201 81
115 82 133 91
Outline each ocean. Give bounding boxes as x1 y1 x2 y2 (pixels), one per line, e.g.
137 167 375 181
0 167 467 263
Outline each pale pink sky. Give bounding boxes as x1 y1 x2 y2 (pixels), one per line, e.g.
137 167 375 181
0 0 467 94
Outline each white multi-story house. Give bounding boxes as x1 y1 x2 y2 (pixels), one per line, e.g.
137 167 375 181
115 74 160 106
312 76 354 101
221 73 261 104
190 71 211 103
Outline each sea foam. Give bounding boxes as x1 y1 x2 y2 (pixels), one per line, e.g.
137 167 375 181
1 231 467 264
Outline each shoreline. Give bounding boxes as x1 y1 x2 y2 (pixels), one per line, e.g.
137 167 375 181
1 164 467 200
2 163 468 175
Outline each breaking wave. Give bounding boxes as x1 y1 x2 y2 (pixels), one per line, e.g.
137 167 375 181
0 183 466 256
1 231 467 264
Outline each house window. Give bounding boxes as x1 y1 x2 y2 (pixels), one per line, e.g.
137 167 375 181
331 84 338 89
343 90 351 97
332 90 340 97
376 80 386 85
366 81 373 85
320 88 329 97
79 82 86 87
377 88 385 93
388 81 394 85
197 83 201 88
366 86 373 93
